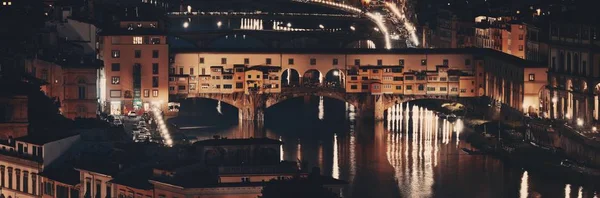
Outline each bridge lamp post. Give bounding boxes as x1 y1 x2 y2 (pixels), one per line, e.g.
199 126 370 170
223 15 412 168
350 26 355 31
186 5 191 13
287 23 292 28
183 21 189 28
319 24 324 29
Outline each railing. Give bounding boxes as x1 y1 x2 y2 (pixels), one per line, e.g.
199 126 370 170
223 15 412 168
168 11 360 18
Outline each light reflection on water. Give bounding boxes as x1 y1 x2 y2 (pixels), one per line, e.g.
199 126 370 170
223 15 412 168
181 99 600 198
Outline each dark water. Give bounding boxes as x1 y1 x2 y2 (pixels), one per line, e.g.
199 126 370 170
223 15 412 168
177 97 600 198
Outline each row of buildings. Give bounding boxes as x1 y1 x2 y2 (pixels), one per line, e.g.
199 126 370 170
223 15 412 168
168 48 546 116
427 3 600 126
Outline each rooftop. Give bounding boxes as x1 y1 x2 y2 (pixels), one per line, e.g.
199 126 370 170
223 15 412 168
99 28 166 36
39 167 80 186
111 166 154 190
246 66 282 72
15 132 79 146
193 138 283 147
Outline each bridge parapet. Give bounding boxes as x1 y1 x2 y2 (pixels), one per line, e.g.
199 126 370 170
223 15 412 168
178 88 465 122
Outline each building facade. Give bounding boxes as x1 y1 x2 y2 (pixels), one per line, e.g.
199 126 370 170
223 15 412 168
433 9 474 48
546 21 600 126
98 21 169 115
0 134 80 198
171 49 544 114
23 57 100 120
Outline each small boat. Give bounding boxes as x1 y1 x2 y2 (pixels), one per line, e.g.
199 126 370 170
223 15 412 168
461 148 485 155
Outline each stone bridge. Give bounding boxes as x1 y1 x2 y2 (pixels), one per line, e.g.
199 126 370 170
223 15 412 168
181 88 459 122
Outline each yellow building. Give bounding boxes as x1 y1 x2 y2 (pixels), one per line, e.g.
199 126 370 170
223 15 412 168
171 48 546 115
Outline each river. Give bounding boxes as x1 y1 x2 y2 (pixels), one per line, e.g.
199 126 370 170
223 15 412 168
176 97 600 198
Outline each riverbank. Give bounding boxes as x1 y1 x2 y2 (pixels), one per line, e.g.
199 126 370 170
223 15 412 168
466 129 600 186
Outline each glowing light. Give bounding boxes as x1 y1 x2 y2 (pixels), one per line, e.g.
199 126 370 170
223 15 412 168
577 118 584 127
565 184 571 198
552 97 558 103
374 27 380 32
183 21 189 28
217 21 222 28
216 101 222 115
333 70 339 76
386 2 420 46
186 5 191 13
286 22 292 28
279 136 284 161
350 26 355 31
319 24 324 29
318 96 324 120
593 127 597 132
332 133 339 179
519 171 529 198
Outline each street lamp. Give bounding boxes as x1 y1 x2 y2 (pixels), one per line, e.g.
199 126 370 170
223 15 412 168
183 21 189 28
552 97 558 103
187 5 192 13
593 126 597 132
217 21 222 28
577 118 584 127
287 23 292 28
319 24 324 29
350 26 355 31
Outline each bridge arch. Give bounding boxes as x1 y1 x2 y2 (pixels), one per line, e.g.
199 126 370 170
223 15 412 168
324 69 345 89
281 68 301 87
302 69 323 87
264 89 358 109
208 33 269 48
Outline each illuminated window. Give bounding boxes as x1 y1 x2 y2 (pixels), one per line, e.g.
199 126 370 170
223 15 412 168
133 36 143 44
152 90 158 97
529 74 535 81
143 89 149 97
111 76 120 84
111 50 120 58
